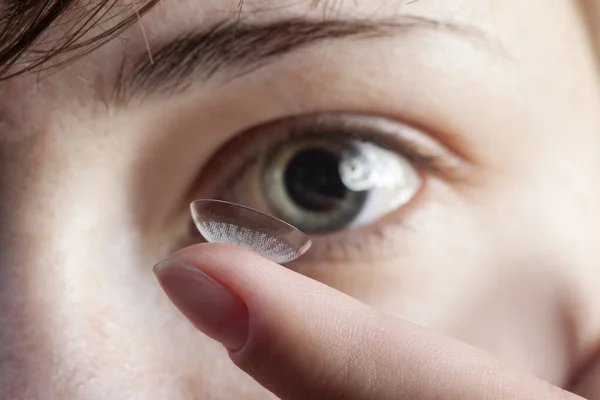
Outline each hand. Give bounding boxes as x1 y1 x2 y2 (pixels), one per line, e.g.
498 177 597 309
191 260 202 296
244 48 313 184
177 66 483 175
153 243 583 400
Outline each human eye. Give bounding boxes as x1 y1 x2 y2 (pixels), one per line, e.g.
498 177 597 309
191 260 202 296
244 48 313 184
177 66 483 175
188 113 465 264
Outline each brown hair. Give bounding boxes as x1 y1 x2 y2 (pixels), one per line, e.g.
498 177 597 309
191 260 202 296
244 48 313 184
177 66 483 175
0 0 160 80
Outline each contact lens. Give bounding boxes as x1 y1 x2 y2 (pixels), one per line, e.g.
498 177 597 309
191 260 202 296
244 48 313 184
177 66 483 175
190 199 312 264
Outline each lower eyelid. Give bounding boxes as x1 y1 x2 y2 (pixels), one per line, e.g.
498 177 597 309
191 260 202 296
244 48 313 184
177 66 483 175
215 162 428 265
297 177 433 264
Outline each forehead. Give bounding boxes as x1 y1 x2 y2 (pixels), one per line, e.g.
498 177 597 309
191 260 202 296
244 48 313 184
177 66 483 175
2 0 595 82
138 0 593 26
1 0 597 115
113 0 597 68
101 0 598 62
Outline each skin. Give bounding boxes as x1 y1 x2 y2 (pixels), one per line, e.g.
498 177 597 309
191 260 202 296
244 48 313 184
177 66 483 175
1 0 600 398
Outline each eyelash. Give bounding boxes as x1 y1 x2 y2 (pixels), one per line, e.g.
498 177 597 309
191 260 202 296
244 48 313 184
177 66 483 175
185 113 462 263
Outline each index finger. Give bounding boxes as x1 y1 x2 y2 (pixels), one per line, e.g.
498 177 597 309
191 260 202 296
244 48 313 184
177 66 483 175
155 243 582 400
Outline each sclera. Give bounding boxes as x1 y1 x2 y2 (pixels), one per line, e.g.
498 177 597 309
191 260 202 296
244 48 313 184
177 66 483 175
190 199 312 264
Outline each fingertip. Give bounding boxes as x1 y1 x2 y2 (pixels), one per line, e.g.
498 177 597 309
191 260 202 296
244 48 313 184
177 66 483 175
153 257 250 351
170 242 279 270
168 242 303 293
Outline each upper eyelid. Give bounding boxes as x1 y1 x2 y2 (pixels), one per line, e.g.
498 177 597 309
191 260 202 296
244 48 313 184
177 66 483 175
194 113 471 195
284 114 472 182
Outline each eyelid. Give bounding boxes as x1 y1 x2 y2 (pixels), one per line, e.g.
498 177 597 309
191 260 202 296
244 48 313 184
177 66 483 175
187 112 469 205
283 113 470 182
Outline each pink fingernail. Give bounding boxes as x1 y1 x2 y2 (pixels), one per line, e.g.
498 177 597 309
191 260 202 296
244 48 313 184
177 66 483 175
154 260 249 351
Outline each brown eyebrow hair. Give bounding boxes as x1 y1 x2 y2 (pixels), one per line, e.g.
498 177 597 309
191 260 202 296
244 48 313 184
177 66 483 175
0 0 431 83
117 18 390 101
0 0 160 80
116 16 490 103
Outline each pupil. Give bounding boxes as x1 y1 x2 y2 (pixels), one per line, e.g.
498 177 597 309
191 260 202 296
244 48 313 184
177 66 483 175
284 148 348 212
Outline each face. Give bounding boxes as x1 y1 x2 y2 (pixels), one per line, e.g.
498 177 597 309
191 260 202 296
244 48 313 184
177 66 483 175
1 0 600 398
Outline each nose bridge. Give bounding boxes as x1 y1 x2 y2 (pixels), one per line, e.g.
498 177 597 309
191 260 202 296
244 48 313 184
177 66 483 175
0 134 118 275
0 139 75 396
0 137 160 397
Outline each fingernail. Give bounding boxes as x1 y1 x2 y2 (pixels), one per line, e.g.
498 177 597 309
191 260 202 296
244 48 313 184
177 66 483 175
154 260 249 351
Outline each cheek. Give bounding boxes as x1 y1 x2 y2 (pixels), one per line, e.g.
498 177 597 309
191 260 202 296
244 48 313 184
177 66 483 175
292 179 485 326
294 169 590 385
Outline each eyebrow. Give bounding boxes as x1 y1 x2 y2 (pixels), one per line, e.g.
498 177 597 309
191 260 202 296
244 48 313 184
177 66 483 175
114 16 489 103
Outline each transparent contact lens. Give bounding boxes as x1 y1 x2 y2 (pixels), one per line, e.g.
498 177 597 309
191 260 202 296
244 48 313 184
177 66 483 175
190 199 312 264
